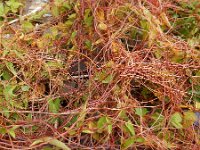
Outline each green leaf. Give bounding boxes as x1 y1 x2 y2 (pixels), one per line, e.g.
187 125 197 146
2 70 12 80
170 112 183 129
102 74 114 84
135 137 145 143
97 116 107 129
135 108 148 117
95 70 114 84
3 84 16 100
121 137 135 150
125 120 135 136
22 21 34 33
107 124 112 134
1 108 10 118
6 62 17 76
31 137 71 150
119 110 128 121
51 7 59 17
85 40 92 49
71 31 77 39
46 61 63 69
97 116 112 134
0 127 7 135
63 2 72 10
68 13 77 19
48 98 61 113
6 0 22 13
0 3 5 16
8 128 16 138
84 9 93 27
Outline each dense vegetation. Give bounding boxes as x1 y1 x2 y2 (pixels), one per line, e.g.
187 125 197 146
0 0 200 149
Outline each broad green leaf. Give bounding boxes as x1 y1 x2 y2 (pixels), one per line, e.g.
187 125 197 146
46 61 63 69
135 137 145 143
121 137 135 150
6 62 17 76
7 126 18 138
97 116 112 134
8 128 16 138
68 13 77 19
102 74 113 84
31 137 71 150
0 127 6 135
3 84 16 100
85 40 92 49
13 50 24 60
67 31 77 44
0 3 5 16
22 21 34 33
71 31 77 39
2 70 12 80
6 0 22 13
125 120 135 136
63 2 72 10
150 112 164 129
84 9 93 27
97 116 107 129
119 110 128 121
1 108 10 118
170 112 183 129
95 70 114 84
48 98 61 113
135 108 148 117
51 7 59 16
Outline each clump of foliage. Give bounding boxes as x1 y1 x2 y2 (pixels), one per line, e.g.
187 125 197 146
0 0 200 149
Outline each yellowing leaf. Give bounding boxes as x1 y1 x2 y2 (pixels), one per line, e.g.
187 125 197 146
96 9 105 21
111 42 120 53
183 111 196 128
98 23 107 30
31 137 70 150
82 129 94 134
195 101 200 109
160 12 171 28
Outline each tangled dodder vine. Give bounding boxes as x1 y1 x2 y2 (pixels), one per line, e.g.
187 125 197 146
0 0 200 149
